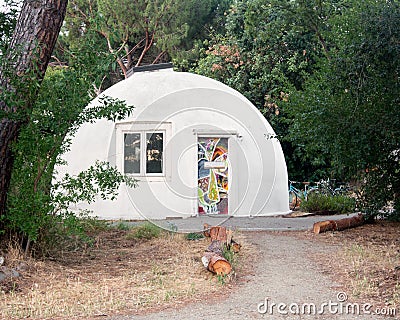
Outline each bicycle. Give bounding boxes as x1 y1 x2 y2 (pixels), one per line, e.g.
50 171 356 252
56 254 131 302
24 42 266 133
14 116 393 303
288 180 318 210
315 178 352 196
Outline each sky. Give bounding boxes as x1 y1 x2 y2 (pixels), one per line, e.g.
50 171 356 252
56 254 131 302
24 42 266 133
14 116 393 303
0 1 10 12
0 0 22 12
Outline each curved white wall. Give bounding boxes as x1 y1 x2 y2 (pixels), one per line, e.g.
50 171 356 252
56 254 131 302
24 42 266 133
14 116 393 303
56 69 290 219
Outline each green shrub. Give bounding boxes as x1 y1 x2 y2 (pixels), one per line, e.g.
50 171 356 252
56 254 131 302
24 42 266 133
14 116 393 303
115 221 134 231
300 193 356 214
184 232 205 241
127 222 162 240
222 245 237 266
66 212 110 234
35 212 110 257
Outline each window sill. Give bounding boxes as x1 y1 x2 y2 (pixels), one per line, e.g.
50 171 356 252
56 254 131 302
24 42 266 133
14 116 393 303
127 175 170 182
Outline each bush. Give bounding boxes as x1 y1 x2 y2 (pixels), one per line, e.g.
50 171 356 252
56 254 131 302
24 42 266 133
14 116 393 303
28 213 111 258
356 168 400 221
300 193 356 214
127 222 163 240
184 232 205 241
115 221 134 231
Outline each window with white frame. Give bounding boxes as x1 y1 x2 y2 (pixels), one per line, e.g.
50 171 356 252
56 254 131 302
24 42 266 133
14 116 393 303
117 122 170 177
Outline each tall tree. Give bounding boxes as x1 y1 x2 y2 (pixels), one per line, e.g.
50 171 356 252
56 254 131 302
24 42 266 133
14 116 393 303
287 0 400 217
62 0 226 79
0 0 68 217
196 0 347 180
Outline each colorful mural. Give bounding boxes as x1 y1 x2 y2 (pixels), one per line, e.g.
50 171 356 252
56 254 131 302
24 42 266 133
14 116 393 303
198 137 229 214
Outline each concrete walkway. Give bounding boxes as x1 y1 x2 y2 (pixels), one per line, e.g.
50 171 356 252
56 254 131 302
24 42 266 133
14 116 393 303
126 213 359 233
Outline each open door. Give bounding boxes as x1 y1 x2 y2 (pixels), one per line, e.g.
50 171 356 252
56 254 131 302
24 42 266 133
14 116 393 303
197 137 229 214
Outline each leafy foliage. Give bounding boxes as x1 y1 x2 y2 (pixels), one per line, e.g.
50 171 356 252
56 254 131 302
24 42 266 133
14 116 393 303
60 0 228 80
127 222 163 240
35 211 111 257
195 0 399 218
53 161 137 211
184 232 205 240
300 193 356 215
2 32 136 250
0 0 19 50
287 0 400 217
195 0 349 180
115 221 134 231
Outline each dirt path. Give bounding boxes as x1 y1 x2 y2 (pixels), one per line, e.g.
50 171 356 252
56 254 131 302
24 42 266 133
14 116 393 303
109 232 386 320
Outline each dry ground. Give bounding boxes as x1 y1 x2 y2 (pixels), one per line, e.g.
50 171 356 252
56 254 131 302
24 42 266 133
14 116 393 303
295 220 400 309
0 228 252 319
0 220 399 319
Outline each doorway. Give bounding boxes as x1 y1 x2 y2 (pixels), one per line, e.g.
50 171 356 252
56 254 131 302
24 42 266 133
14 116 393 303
197 137 229 214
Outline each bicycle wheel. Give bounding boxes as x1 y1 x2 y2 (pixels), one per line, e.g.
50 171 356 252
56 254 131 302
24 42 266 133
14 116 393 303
289 190 299 210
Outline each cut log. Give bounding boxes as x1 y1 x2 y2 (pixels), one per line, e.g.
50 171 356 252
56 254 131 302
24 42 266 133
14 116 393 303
313 220 334 234
210 226 227 242
202 239 232 275
206 240 224 255
313 214 364 234
203 223 211 238
334 214 364 231
203 225 241 252
202 252 232 275
201 225 242 276
203 224 227 242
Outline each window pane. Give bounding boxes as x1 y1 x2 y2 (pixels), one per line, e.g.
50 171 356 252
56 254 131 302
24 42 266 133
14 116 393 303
124 133 141 174
146 132 163 174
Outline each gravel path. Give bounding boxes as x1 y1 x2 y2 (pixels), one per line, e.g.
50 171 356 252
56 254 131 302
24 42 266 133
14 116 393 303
109 232 388 320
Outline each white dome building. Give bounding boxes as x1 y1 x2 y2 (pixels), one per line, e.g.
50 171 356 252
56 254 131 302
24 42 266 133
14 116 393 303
57 64 290 220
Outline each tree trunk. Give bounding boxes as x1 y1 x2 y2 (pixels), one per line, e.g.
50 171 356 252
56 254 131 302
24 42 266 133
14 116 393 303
0 0 68 217
313 214 365 234
0 119 20 216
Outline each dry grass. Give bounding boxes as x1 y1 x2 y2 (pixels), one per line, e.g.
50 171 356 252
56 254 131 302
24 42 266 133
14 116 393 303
0 229 249 320
2 241 25 268
299 221 400 309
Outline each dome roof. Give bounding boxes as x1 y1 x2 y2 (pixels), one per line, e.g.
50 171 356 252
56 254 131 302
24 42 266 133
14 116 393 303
99 68 243 110
57 68 290 220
